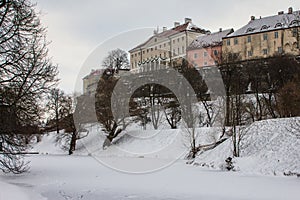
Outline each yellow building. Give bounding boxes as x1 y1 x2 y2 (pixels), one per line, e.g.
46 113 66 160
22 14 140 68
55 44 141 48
222 7 300 62
129 18 209 72
82 69 104 96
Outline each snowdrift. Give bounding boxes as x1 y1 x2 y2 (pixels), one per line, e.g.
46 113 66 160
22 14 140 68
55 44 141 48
193 117 300 176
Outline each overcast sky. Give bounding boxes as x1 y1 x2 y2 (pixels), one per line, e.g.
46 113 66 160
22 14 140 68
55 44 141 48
34 0 300 93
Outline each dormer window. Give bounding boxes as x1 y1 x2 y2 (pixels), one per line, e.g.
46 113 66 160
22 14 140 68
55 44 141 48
275 23 282 28
246 27 254 33
260 25 269 30
290 20 299 26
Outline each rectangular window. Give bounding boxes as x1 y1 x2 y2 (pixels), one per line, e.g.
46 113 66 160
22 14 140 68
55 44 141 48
234 38 238 45
151 48 153 51
274 31 279 39
164 52 166 57
263 33 268 40
204 62 208 66
214 50 218 56
227 39 231 46
182 36 185 41
159 45 161 48
143 51 145 54
178 48 180 54
164 43 166 47
194 53 198 59
204 52 208 57
155 46 157 50
278 47 283 53
177 38 180 42
182 46 185 53
173 49 176 56
247 50 253 57
292 29 297 37
263 49 268 55
247 36 251 43
147 49 149 53
173 40 175 44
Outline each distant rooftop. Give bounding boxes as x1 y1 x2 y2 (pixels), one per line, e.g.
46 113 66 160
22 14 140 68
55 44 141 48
226 7 300 38
188 28 233 50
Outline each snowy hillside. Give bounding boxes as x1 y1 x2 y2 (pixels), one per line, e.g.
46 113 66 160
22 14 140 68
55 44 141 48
32 117 300 176
193 117 300 176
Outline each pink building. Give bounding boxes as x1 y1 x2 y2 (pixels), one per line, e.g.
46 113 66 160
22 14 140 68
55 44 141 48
187 29 233 67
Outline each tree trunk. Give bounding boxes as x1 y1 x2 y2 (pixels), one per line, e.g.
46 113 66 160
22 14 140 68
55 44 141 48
69 131 77 155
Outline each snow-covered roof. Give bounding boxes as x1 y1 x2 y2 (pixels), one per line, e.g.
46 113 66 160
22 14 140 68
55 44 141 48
129 22 209 52
226 10 300 38
188 29 233 50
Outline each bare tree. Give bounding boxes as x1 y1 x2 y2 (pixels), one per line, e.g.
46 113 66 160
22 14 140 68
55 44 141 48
0 0 58 173
102 48 130 71
47 88 67 133
95 74 129 148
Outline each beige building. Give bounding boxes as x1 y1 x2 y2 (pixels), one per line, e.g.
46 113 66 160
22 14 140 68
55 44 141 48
82 69 104 96
222 7 300 62
129 18 209 72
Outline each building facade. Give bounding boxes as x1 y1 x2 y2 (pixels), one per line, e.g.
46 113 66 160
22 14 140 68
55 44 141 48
187 28 233 67
129 18 210 72
82 69 104 96
222 7 300 62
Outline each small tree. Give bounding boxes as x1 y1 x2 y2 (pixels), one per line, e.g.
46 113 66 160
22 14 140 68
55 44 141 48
95 73 128 148
47 88 67 133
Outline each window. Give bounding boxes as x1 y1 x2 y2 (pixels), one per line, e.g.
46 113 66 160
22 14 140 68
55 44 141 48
164 43 166 47
154 38 157 42
182 36 185 41
278 47 283 53
147 49 149 53
247 36 251 43
164 52 166 57
143 51 145 54
178 48 180 54
226 39 231 46
173 49 176 56
155 46 157 50
247 50 253 57
274 31 279 39
194 53 198 59
138 52 140 55
151 48 153 51
204 62 208 66
234 38 238 45
204 52 208 57
214 50 218 56
177 38 180 42
263 33 268 40
182 46 185 53
173 40 175 44
131 54 134 58
159 45 161 48
292 29 297 37
263 49 268 55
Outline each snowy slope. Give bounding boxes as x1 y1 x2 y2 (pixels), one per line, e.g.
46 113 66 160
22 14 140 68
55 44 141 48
194 117 300 176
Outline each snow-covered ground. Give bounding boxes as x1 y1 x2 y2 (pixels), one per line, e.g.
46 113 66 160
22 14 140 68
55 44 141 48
0 117 299 199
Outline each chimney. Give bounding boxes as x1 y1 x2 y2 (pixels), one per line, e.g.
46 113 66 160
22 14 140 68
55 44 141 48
153 29 158 35
174 22 180 27
184 18 192 23
278 11 284 15
219 28 222 32
251 16 255 21
288 7 293 14
163 27 167 32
